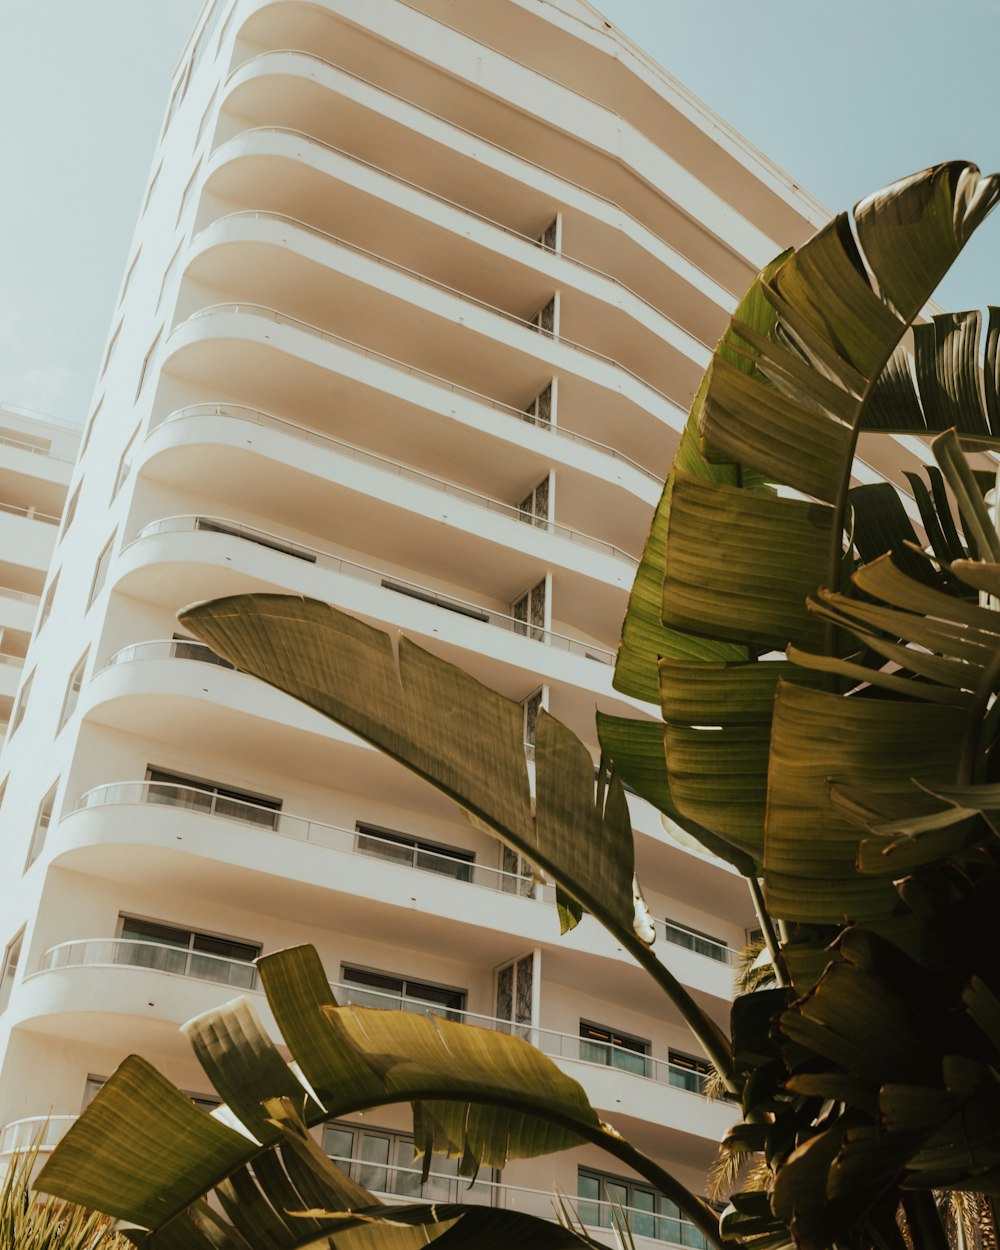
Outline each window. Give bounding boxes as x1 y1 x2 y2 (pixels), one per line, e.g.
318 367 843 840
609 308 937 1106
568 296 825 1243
512 578 546 640
25 780 58 869
58 651 88 732
176 160 202 228
195 518 318 563
669 1049 712 1094
521 382 553 426
517 475 550 527
120 248 141 304
579 1021 650 1077
9 667 33 737
495 953 533 1033
37 572 59 633
0 929 24 1014
216 1 237 55
87 531 117 610
117 915 260 989
145 766 280 830
171 632 236 671
355 822 474 882
100 319 123 377
663 918 730 964
113 427 139 499
323 1120 496 1203
529 295 556 335
340 966 465 1021
135 328 162 399
381 579 488 622
522 687 544 757
80 397 102 457
143 162 162 213
537 217 558 251
60 482 81 541
157 243 183 311
84 1074 218 1114
195 87 218 150
577 1168 708 1247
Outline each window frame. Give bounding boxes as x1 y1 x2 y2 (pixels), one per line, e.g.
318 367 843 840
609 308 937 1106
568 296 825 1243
9 667 34 737
354 821 475 882
24 779 59 870
58 650 88 733
0 928 25 1014
87 530 118 611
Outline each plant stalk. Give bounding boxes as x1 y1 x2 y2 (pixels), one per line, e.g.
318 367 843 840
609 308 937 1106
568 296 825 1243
901 1191 949 1250
747 876 789 988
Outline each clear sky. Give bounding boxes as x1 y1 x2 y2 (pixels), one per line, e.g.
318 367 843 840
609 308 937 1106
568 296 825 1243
1 0 998 425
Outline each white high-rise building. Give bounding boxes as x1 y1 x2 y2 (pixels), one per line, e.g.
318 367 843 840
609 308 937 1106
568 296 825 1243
0 0 838 1238
0 404 79 736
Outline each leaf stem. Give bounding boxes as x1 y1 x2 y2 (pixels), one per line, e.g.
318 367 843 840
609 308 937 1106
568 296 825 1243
747 877 788 988
901 1191 949 1250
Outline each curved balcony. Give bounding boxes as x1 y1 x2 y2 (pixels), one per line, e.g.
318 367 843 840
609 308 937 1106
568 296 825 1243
0 1115 77 1157
32 939 715 1104
73 778 739 976
184 206 691 418
220 44 772 293
150 405 637 568
124 520 616 665
210 126 716 352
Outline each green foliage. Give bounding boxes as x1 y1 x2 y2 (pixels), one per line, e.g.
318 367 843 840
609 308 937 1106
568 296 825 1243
37 162 1000 1250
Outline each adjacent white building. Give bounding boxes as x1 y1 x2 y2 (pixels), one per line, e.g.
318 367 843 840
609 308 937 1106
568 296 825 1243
0 0 848 1241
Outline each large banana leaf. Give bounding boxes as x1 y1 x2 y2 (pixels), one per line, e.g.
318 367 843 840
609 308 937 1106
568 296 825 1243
178 595 734 1079
37 946 727 1250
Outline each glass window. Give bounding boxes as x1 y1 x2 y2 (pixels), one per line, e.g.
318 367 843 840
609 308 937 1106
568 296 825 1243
143 163 162 213
9 668 33 737
340 966 465 1021
578 1168 708 1247
37 572 59 633
195 87 218 150
579 1022 650 1077
120 249 141 304
135 329 162 399
144 766 280 829
58 651 88 732
101 319 123 378
80 397 103 457
116 915 260 989
157 244 183 311
380 579 488 622
0 929 24 1013
663 918 729 963
530 296 556 335
87 531 117 610
60 482 81 541
176 160 202 228
323 1120 495 1204
518 475 550 528
512 578 546 641
26 778 58 866
355 822 474 882
113 428 139 498
668 1049 712 1095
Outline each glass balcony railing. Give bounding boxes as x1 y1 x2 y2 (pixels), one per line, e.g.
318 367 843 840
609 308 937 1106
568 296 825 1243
0 501 60 525
0 1115 78 1156
0 1112 706 1248
152 403 638 566
39 938 257 990
73 779 739 975
174 301 667 486
126 517 617 665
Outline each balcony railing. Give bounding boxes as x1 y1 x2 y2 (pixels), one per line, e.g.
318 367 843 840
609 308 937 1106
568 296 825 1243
0 1111 705 1247
152 403 638 565
223 48 736 304
127 516 616 665
214 119 715 352
0 433 74 463
195 210 688 410
0 1115 77 1156
173 302 663 487
0 585 40 604
324 1152 708 1246
77 778 542 897
39 938 258 990
74 778 739 973
0 501 60 525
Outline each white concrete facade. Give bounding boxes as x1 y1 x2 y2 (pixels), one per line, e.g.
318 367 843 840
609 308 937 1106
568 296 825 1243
0 1 840 1242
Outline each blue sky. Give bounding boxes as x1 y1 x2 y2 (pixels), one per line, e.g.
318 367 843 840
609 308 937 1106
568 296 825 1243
1 0 997 423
